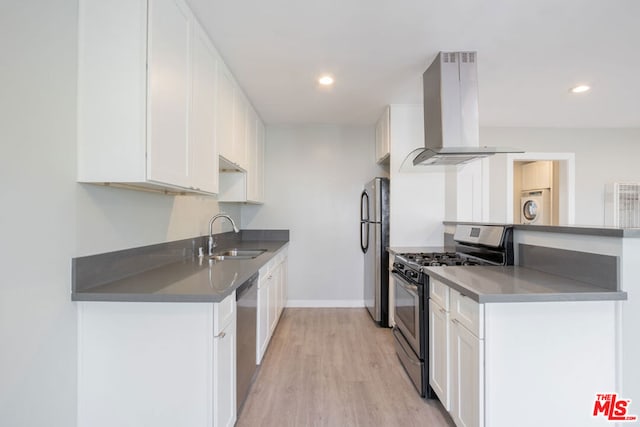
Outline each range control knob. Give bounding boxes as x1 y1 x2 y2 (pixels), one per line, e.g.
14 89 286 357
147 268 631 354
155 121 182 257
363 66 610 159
393 262 403 270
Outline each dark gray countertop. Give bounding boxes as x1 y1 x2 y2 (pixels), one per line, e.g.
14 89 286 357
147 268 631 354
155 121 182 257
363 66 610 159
442 221 640 237
423 266 627 303
72 232 289 303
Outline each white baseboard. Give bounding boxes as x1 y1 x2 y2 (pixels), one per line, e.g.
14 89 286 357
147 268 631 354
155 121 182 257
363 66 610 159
286 300 365 308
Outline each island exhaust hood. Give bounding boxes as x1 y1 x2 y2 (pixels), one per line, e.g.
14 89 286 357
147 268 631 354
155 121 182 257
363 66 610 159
413 51 522 166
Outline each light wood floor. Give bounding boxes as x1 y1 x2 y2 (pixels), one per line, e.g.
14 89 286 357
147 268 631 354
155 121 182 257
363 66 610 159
237 308 455 427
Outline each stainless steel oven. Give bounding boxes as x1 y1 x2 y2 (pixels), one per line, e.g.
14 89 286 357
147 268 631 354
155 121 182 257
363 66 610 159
391 267 427 396
393 272 421 353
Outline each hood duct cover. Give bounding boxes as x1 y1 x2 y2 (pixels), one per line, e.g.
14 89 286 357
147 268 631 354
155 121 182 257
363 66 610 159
413 51 522 166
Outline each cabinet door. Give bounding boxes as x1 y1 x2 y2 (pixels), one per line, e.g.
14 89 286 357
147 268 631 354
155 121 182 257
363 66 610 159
375 106 390 162
255 119 265 202
232 89 248 168
257 276 270 363
268 268 278 334
245 106 258 201
430 279 450 310
189 24 218 193
375 118 383 161
277 261 285 318
274 262 284 320
216 63 235 163
213 309 236 427
429 299 450 410
451 289 483 339
280 255 287 311
450 320 483 427
381 106 390 159
147 0 191 187
522 160 552 190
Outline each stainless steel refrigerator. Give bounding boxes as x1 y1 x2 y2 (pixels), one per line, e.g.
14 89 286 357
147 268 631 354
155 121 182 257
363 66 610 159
360 177 390 327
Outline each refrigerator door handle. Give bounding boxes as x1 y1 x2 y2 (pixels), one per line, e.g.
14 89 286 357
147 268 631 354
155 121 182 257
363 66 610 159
360 190 369 222
360 221 369 253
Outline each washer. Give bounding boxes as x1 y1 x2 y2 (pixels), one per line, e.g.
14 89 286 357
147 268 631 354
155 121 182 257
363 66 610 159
520 189 551 225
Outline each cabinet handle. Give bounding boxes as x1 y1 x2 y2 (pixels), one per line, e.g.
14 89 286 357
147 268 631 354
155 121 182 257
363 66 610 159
214 331 226 339
451 318 459 325
268 274 272 279
439 308 446 314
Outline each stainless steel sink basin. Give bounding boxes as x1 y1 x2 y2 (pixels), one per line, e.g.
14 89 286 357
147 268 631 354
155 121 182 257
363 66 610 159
208 249 266 261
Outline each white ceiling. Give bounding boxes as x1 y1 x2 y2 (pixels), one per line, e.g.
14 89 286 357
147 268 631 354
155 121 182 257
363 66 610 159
187 0 640 127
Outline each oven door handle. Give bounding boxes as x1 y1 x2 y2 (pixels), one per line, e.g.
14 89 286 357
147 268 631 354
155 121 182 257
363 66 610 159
393 273 419 294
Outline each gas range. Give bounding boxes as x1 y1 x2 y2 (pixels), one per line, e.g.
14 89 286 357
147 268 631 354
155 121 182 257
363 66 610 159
393 225 514 285
393 251 492 286
390 225 514 398
396 251 490 269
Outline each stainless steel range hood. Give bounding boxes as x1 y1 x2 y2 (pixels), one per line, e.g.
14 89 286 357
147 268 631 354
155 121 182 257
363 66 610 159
413 51 522 166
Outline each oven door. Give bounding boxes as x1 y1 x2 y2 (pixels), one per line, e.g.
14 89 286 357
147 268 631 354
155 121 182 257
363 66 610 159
392 272 422 356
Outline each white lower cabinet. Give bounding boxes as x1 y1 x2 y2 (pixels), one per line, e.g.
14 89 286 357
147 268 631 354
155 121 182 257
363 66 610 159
256 247 288 364
213 291 237 427
430 283 484 427
429 298 450 410
428 277 619 427
77 292 237 427
257 267 272 363
449 288 483 427
268 264 279 334
449 314 483 427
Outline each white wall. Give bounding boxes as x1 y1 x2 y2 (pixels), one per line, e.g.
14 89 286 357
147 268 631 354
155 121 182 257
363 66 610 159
388 104 445 246
242 125 387 306
481 127 640 226
0 2 238 426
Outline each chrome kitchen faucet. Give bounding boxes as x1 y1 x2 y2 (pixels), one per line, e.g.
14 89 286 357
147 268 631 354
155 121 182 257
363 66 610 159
208 214 239 255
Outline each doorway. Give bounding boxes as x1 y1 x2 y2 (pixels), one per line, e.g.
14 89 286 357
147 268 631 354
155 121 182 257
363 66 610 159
484 152 575 225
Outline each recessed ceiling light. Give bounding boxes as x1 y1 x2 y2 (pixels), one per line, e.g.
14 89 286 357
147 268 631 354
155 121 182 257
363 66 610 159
570 85 591 94
318 75 334 86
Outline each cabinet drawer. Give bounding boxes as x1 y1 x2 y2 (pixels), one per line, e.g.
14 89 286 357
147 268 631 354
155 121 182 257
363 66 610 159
429 279 450 310
450 289 483 339
214 291 236 334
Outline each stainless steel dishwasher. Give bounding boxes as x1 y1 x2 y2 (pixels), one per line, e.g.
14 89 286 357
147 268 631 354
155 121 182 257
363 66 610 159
236 273 258 413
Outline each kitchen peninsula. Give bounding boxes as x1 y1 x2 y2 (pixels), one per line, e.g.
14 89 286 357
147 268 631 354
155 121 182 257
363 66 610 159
434 221 639 427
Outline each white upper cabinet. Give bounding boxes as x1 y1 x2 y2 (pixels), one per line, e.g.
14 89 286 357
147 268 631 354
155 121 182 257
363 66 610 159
255 119 265 202
245 106 258 199
232 89 249 169
216 62 236 165
189 24 218 194
218 100 265 204
146 0 191 188
78 0 219 195
375 106 390 163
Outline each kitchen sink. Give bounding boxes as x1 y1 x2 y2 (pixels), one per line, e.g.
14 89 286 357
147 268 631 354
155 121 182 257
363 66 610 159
208 249 266 261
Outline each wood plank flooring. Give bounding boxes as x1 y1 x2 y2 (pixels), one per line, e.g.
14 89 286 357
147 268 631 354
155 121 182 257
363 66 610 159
237 308 455 427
